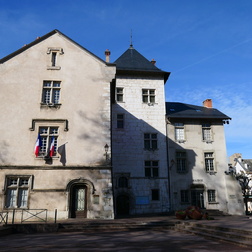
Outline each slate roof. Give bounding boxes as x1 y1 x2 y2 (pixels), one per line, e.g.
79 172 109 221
166 102 231 120
114 46 170 83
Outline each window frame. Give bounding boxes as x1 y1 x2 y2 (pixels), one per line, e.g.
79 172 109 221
144 133 158 150
41 80 61 106
116 87 124 102
47 47 63 70
5 176 32 209
175 123 185 142
207 189 217 203
38 126 59 157
180 190 190 203
145 160 159 178
204 152 215 173
116 114 124 129
142 89 156 104
176 151 187 173
202 123 213 142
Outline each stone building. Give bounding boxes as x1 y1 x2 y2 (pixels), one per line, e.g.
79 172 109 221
166 100 244 214
111 45 170 215
0 30 115 221
0 29 242 220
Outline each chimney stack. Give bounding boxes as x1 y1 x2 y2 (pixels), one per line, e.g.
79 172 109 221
105 49 111 63
203 99 212 108
150 59 156 65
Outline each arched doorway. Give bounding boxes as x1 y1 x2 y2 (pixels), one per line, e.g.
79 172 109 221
67 178 96 219
70 184 87 218
116 195 130 215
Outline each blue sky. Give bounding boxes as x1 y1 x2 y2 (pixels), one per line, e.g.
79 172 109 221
1 0 252 160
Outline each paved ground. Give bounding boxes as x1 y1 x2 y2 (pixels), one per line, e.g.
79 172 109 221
0 215 252 251
0 229 251 252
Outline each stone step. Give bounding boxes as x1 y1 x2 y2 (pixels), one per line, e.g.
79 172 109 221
58 222 176 233
175 222 252 248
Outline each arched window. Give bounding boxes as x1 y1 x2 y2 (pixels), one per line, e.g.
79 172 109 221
118 177 128 188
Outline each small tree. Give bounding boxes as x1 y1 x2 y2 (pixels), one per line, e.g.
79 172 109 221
235 173 251 215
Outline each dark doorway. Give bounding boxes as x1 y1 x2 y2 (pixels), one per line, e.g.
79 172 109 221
70 185 87 218
116 195 130 215
191 190 204 208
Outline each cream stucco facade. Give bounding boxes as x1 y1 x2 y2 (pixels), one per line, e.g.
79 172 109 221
0 30 115 221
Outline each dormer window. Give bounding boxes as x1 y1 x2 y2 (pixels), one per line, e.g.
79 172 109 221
47 47 63 70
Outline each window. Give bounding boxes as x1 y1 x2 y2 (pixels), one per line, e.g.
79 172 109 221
180 190 189 203
176 151 187 173
175 123 185 141
202 123 212 142
205 152 215 172
144 133 157 150
42 81 61 105
151 189 159 201
5 176 31 208
118 177 128 188
39 126 58 156
145 161 159 177
208 190 216 202
142 89 155 103
117 114 124 129
116 88 124 102
47 47 63 70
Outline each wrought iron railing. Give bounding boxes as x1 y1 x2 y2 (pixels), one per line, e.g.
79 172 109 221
21 209 48 223
0 211 8 225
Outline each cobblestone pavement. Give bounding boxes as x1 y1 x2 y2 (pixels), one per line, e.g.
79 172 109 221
0 229 251 252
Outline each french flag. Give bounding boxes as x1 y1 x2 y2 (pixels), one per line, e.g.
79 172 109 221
34 134 41 157
49 136 55 157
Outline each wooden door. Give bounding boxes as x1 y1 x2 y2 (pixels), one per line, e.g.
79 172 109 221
72 185 87 218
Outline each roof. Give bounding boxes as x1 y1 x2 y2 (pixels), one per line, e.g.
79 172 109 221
114 46 170 83
0 29 115 66
166 102 231 120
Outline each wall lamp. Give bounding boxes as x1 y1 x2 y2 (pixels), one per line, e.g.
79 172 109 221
104 144 109 161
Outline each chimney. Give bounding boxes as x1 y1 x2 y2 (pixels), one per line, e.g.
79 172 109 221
150 59 156 65
203 99 212 108
105 49 111 63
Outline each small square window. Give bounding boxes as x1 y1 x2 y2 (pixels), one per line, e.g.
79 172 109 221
142 89 155 103
116 88 124 102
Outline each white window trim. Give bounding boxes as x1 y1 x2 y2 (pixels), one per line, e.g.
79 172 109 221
47 47 63 70
5 176 32 209
142 89 156 105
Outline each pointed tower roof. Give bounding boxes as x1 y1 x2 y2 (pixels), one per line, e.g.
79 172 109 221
114 46 170 83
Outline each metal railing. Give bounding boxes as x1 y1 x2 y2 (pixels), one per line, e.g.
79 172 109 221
21 209 48 223
0 211 8 225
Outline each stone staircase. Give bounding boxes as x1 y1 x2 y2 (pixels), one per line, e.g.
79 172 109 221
175 221 252 248
57 220 176 233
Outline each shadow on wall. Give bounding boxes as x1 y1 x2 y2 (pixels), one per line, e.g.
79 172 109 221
112 102 197 214
58 143 67 166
